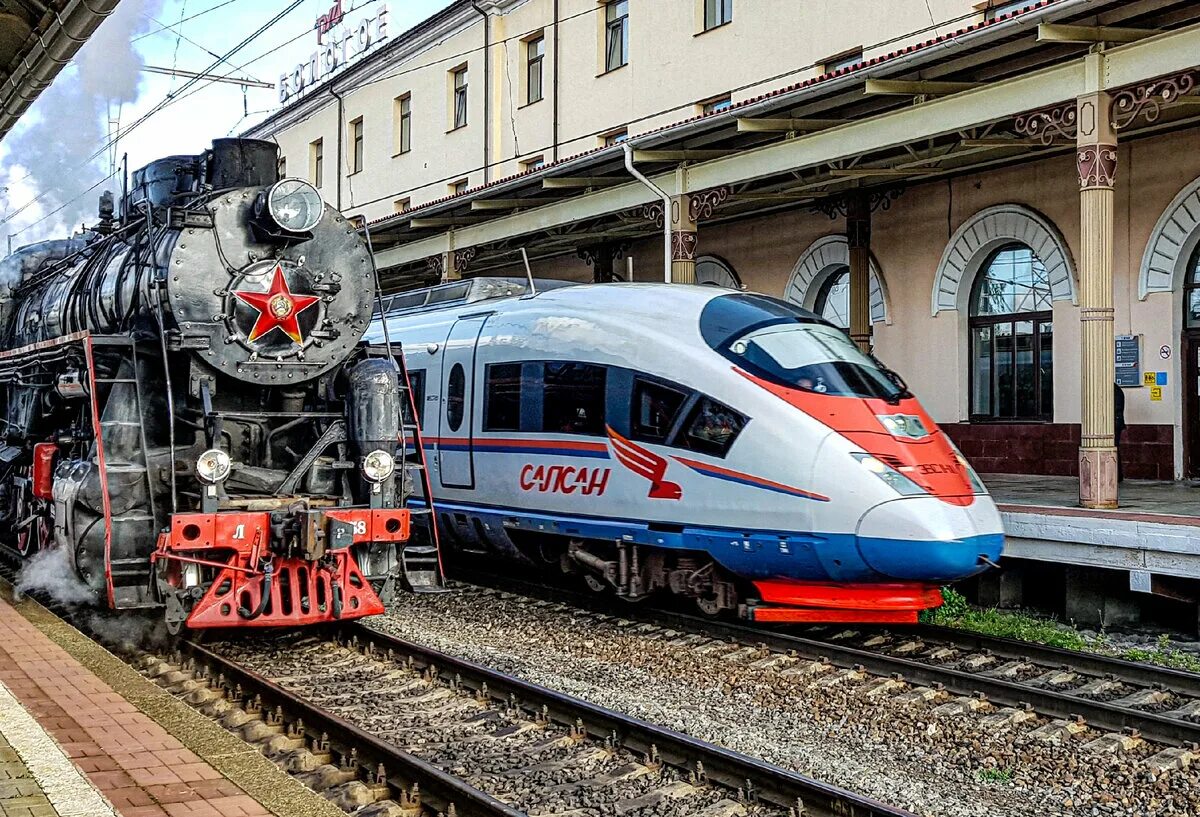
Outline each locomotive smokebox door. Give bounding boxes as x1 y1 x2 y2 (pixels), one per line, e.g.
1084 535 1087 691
298 509 329 561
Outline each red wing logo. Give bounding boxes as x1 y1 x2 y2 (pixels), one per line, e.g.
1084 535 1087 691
606 425 682 500
234 264 320 344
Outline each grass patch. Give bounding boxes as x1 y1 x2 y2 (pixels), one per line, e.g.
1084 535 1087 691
923 588 1200 673
976 767 1013 784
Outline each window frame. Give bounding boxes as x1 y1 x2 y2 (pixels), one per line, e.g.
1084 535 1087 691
967 244 1054 423
602 129 628 147
394 197 411 214
521 155 545 172
394 94 412 155
703 0 733 31
813 266 850 331
604 0 629 73
483 362 524 432
701 95 733 115
675 395 747 458
452 66 468 130
450 178 469 195
630 376 691 445
526 34 545 105
446 363 466 432
277 155 286 179
310 138 324 188
403 369 427 429
350 116 364 174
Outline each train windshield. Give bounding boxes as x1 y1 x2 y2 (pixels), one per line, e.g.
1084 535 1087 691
700 293 906 401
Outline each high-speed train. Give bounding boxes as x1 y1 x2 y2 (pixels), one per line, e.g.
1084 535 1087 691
367 278 1003 623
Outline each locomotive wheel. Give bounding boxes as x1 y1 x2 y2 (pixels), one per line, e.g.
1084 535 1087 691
696 595 722 617
16 513 49 558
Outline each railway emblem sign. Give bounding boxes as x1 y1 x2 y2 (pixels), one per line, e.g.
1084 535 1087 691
233 263 321 345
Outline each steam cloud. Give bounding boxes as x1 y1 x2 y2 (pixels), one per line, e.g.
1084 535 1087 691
14 547 96 607
2 0 163 247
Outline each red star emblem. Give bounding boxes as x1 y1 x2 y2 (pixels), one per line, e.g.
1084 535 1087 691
233 264 320 344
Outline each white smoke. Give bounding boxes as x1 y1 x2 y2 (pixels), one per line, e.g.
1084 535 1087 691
86 612 170 652
3 0 163 244
14 547 97 607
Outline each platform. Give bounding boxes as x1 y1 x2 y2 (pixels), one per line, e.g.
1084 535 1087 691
985 474 1200 588
0 589 343 817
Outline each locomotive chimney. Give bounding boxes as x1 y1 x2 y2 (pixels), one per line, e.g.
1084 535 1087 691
96 191 115 235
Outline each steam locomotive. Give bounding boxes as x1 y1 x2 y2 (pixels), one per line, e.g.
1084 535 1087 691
0 138 440 631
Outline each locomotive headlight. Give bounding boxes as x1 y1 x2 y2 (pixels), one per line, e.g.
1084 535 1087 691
361 449 395 483
266 179 323 232
947 440 989 494
195 449 232 484
851 453 926 496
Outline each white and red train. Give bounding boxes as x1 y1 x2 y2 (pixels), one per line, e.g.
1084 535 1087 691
368 278 1003 623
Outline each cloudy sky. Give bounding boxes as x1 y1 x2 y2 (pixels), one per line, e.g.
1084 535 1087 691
0 0 454 247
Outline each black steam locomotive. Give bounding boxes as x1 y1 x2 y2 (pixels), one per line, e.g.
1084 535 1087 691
0 138 439 631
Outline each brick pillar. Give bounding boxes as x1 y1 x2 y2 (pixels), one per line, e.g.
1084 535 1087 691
847 193 871 353
1077 90 1118 509
670 193 697 284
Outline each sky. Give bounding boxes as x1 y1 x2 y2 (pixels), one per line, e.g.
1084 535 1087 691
0 0 455 248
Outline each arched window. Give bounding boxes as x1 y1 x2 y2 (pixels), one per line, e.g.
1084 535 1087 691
812 265 850 329
1186 244 1200 327
969 244 1053 420
695 256 741 289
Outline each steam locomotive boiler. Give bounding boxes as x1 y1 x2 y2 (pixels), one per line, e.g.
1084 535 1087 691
0 138 440 631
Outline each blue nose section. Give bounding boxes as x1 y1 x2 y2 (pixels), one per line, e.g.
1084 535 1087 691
855 497 1005 582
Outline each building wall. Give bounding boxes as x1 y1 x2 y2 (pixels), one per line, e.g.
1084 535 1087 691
253 0 1021 222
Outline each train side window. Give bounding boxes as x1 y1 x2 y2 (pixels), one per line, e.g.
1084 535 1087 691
677 397 745 457
631 378 688 444
484 363 522 431
403 369 427 428
447 363 466 432
543 362 606 435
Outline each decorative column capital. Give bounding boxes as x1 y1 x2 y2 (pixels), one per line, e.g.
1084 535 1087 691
1077 145 1118 190
1076 91 1117 190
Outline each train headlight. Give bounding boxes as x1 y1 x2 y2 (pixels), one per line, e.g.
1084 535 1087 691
876 413 929 439
851 453 926 496
266 179 323 233
195 449 232 484
362 449 395 483
947 440 989 494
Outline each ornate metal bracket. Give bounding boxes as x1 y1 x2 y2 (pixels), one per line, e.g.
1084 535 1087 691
1111 72 1196 130
640 201 665 229
671 231 698 262
1077 145 1118 189
453 247 477 273
1015 103 1078 145
424 255 443 277
576 243 629 266
813 187 904 221
688 186 731 222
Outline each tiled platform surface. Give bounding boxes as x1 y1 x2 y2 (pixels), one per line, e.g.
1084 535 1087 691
0 732 56 817
0 597 271 817
985 474 1200 581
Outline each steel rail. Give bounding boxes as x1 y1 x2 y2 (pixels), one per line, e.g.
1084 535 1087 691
455 572 1200 747
180 639 526 817
338 622 913 817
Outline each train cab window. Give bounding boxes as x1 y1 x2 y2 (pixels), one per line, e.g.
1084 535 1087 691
484 363 522 431
403 369 427 428
447 363 466 431
631 378 687 444
543 362 606 435
677 397 744 458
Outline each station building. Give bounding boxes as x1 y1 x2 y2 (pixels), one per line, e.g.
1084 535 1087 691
248 0 1200 623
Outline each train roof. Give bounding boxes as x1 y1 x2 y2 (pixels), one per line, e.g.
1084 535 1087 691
373 276 579 319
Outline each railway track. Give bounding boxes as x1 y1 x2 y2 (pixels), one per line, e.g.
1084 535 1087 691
455 571 1200 752
154 623 912 817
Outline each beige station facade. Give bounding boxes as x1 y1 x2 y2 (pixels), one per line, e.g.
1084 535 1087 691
248 0 1200 511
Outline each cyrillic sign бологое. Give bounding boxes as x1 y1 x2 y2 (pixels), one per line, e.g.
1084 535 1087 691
279 1 389 104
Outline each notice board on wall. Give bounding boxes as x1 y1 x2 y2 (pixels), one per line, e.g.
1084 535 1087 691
1116 335 1141 387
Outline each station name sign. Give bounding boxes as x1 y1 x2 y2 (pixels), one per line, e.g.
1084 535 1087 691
279 1 390 104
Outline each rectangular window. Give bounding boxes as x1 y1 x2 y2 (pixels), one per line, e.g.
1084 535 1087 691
678 397 745 457
522 155 545 172
450 179 468 195
984 0 1030 21
631 379 688 444
604 0 629 72
310 139 324 188
394 198 411 213
403 369 427 428
702 95 732 115
543 362 606 436
821 47 863 74
452 66 468 129
704 0 732 30
395 94 411 154
484 363 523 432
603 129 628 147
526 35 544 104
350 117 364 173
277 156 286 179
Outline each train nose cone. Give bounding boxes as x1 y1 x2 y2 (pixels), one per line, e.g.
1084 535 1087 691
854 496 1004 582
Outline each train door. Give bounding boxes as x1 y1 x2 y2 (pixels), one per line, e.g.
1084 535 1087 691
1185 330 1200 478
438 315 488 488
